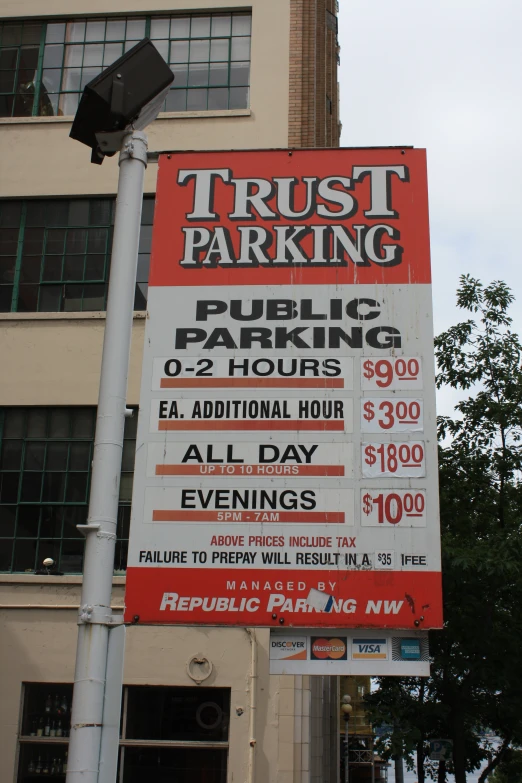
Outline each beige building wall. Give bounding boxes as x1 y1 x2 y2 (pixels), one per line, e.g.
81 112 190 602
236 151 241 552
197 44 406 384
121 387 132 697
0 314 145 406
0 577 281 782
0 573 335 783
0 0 291 407
0 0 290 198
0 0 341 781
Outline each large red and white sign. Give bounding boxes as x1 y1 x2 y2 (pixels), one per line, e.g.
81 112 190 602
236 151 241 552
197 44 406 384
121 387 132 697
124 148 443 629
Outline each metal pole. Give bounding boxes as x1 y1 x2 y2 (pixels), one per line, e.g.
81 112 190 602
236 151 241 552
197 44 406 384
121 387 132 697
344 715 349 783
394 756 405 783
66 130 148 783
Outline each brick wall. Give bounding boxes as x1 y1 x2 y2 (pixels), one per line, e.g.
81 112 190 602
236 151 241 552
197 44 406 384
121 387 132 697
289 0 341 148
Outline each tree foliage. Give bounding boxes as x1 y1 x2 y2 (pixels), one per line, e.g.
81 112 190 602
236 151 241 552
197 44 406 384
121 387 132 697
366 277 522 783
489 749 522 782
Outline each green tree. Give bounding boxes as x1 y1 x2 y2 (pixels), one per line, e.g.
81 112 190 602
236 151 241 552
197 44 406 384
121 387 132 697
488 749 522 782
365 677 444 782
367 276 522 783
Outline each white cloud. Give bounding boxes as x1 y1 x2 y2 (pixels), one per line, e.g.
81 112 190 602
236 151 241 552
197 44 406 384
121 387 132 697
338 0 522 416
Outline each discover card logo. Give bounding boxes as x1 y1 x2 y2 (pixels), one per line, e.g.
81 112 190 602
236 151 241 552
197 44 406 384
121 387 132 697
270 637 307 661
352 638 388 660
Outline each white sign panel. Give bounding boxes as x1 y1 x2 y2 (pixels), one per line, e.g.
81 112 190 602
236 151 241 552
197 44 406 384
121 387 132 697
150 396 353 433
360 398 424 433
124 148 442 629
142 485 355 527
360 357 423 390
361 441 426 477
269 629 430 676
360 489 427 527
147 441 354 479
152 356 354 389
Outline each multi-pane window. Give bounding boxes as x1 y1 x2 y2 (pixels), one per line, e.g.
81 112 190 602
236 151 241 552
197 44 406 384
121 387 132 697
0 20 43 118
0 407 136 573
153 13 251 112
0 197 153 313
0 13 251 118
17 684 230 783
121 687 230 782
17 684 72 779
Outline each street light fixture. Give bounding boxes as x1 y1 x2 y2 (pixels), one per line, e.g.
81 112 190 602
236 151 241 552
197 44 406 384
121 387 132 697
70 38 173 163
342 695 353 783
67 39 173 783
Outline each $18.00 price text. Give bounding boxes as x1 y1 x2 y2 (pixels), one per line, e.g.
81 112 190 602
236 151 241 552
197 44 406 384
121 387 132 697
362 442 425 477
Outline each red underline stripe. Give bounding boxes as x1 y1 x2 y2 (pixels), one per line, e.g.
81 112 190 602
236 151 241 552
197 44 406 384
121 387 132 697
152 510 344 523
160 378 344 388
158 420 345 431
155 464 345 476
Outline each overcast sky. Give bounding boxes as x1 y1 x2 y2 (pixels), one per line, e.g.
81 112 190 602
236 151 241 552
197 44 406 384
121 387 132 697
338 0 522 415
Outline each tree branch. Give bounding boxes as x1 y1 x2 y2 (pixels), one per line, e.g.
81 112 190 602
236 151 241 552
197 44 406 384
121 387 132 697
477 736 511 783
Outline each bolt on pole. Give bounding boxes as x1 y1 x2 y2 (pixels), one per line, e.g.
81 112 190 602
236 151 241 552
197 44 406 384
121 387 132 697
66 131 148 783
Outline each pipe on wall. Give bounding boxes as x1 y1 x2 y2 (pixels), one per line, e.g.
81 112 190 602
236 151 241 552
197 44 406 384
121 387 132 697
245 627 258 783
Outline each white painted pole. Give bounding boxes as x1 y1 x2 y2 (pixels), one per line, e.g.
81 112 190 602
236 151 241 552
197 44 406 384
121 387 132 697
344 715 349 783
99 625 126 783
66 130 148 783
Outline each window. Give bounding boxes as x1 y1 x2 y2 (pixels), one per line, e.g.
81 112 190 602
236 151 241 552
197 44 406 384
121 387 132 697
120 686 230 783
154 13 251 112
0 13 251 118
326 9 338 33
17 684 230 783
17 683 72 779
0 197 153 313
0 407 136 573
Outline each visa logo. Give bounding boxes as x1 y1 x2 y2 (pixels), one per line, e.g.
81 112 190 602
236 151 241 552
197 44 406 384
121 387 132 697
352 638 387 660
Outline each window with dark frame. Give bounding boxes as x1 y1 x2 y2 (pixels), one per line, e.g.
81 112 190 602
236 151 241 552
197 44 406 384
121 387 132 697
17 683 73 779
325 8 338 33
120 686 230 783
0 197 153 313
0 13 251 119
17 684 230 783
0 407 136 574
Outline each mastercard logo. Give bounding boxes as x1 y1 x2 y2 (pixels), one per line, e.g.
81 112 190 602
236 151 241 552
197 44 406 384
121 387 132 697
311 637 347 660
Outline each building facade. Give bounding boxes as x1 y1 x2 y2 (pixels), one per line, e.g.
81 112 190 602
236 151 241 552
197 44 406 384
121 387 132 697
0 1 341 782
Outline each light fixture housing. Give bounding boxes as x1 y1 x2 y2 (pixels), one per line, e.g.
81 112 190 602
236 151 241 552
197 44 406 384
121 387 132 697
70 38 174 164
